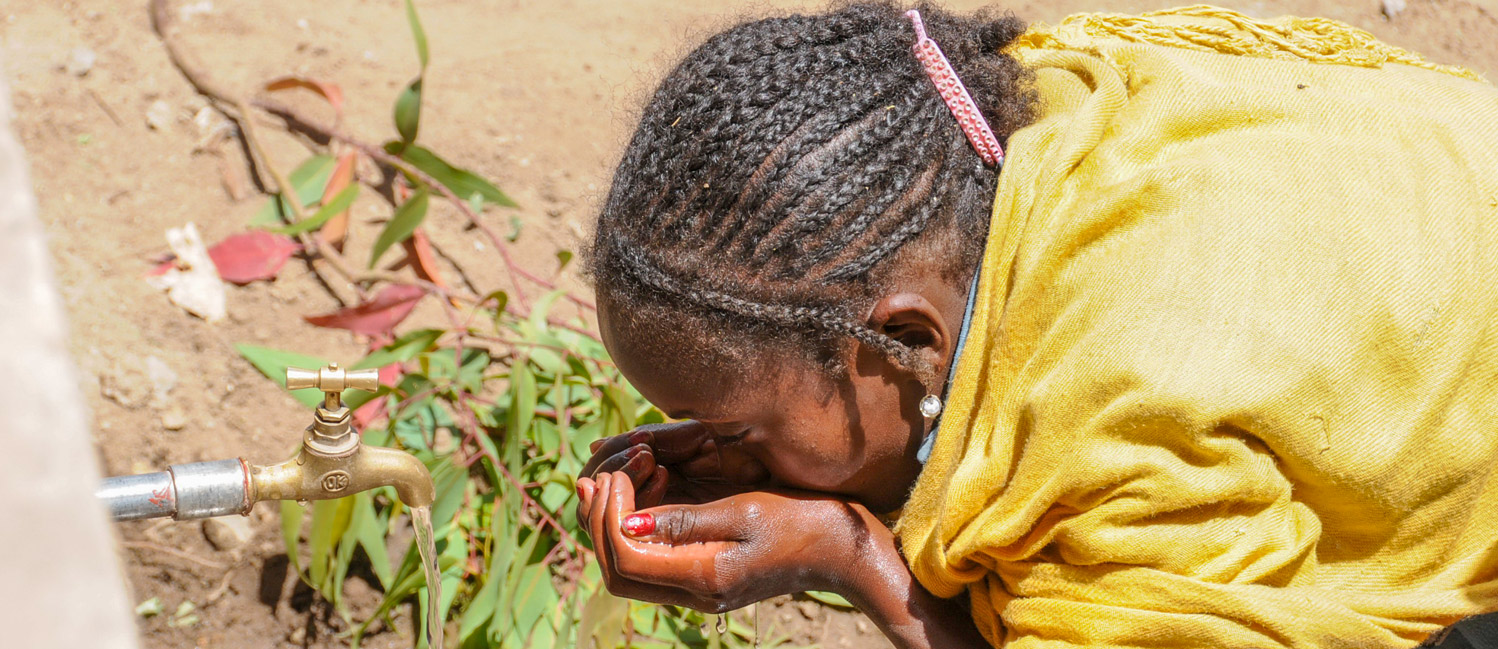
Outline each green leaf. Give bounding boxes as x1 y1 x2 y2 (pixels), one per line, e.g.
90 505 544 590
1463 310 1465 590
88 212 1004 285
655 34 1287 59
527 289 567 333
506 214 523 242
370 188 429 268
356 328 443 369
394 77 423 144
280 501 304 578
803 591 855 609
235 344 331 408
403 0 429 70
507 365 537 441
308 499 339 588
556 250 574 271
274 183 358 236
428 460 470 530
250 155 336 226
388 143 517 208
135 597 164 618
485 290 509 328
352 493 393 589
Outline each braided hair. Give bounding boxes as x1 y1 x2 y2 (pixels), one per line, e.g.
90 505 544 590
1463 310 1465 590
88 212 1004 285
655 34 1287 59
590 2 1033 374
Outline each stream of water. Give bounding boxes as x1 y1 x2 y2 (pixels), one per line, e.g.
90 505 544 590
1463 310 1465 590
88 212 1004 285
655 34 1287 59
412 505 443 649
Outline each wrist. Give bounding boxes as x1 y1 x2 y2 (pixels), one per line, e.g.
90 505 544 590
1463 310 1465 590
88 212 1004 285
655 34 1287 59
814 502 902 605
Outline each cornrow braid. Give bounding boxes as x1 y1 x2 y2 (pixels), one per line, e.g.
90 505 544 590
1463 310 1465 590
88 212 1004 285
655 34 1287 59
604 233 917 368
590 1 1034 373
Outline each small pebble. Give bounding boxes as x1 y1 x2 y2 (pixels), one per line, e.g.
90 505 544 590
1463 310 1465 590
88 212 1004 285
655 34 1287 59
796 600 820 620
145 100 172 131
66 47 96 77
161 405 188 431
203 516 253 551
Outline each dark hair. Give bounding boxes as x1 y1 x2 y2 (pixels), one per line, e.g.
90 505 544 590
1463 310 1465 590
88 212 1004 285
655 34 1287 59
589 1 1033 373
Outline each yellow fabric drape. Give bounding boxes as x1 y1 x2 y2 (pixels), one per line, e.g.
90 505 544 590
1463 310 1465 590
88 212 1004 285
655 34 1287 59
895 6 1498 648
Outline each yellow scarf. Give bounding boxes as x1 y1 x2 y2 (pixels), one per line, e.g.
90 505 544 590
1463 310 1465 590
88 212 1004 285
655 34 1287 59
895 6 1498 648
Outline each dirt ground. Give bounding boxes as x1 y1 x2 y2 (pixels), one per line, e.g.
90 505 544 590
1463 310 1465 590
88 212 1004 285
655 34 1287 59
3 0 1496 647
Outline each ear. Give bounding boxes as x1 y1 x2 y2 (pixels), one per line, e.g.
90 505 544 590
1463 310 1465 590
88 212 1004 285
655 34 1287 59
864 292 954 381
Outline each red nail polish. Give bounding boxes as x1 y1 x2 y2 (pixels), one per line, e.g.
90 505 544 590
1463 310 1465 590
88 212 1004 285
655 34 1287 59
622 513 655 537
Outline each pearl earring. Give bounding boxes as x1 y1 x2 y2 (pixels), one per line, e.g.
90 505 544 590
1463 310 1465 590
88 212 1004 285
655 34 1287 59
919 394 943 419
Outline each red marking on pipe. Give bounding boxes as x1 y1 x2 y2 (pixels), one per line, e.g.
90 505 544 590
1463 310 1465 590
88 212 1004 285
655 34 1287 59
148 486 172 509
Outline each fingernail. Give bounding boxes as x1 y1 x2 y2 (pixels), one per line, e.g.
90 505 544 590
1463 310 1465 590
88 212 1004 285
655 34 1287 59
622 513 655 537
624 444 644 458
589 439 604 452
629 430 652 445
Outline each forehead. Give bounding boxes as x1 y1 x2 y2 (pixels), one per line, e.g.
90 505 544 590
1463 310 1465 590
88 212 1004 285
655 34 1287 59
597 294 801 421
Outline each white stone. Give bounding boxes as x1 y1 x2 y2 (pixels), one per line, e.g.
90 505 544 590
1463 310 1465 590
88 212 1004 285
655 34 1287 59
65 48 95 77
202 516 253 551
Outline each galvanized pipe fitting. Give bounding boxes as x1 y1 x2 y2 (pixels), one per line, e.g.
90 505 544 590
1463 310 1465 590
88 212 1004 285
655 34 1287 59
96 459 250 522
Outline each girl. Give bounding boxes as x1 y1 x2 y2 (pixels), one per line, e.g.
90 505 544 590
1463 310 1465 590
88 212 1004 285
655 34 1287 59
575 3 1498 647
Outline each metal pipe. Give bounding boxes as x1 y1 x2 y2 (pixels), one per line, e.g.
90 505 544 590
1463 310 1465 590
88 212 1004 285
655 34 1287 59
97 364 432 523
96 470 175 521
96 459 250 522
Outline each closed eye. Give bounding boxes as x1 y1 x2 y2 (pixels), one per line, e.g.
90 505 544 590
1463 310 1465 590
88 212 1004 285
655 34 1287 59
714 428 751 445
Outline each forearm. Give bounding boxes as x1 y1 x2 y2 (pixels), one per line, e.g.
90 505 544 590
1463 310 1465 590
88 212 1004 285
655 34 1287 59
834 525 991 649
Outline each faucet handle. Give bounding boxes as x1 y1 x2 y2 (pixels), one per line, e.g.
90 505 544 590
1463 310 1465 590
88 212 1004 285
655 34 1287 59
286 363 380 395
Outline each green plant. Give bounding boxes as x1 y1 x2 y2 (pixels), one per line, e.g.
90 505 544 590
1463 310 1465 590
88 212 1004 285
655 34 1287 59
209 2 807 647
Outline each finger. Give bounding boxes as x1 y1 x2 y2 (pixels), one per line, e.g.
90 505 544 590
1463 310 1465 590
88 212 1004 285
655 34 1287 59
576 477 596 508
640 421 711 464
622 448 658 490
590 444 647 478
589 428 653 453
608 497 738 592
574 477 597 528
581 430 652 477
587 472 612 548
589 472 721 609
621 500 747 546
637 466 669 509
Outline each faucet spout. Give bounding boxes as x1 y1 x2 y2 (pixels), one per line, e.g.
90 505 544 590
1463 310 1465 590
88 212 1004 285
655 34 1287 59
252 364 434 507
97 363 435 522
250 444 434 508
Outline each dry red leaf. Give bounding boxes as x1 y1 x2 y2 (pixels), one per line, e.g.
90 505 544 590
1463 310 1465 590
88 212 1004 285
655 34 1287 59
303 284 426 336
207 231 301 284
353 362 403 430
318 152 357 250
264 77 346 116
403 228 448 289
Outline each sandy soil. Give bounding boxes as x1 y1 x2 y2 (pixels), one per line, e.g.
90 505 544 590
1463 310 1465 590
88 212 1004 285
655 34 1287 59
3 0 1496 647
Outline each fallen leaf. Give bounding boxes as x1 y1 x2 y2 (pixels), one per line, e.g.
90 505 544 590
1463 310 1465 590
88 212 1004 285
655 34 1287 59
403 227 447 289
317 152 357 249
264 77 345 116
208 231 301 284
146 223 226 322
353 362 403 429
304 284 426 336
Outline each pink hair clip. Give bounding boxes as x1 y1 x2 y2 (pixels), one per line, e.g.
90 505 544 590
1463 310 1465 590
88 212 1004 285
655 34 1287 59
906 9 1004 167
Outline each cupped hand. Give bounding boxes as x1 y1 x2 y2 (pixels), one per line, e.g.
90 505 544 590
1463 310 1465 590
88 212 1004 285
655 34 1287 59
574 470 886 614
579 421 771 507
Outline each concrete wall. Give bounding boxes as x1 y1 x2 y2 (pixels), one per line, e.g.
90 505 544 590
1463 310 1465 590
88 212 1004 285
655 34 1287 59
0 69 139 648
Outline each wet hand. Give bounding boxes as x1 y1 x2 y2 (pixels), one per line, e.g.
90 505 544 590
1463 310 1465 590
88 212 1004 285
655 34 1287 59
574 470 884 614
579 421 770 506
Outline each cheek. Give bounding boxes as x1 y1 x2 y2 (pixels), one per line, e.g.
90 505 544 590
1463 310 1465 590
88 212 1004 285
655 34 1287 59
757 376 917 492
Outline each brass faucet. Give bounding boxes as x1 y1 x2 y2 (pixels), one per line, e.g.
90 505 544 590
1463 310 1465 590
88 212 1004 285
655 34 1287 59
98 363 433 521
252 363 434 508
